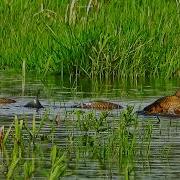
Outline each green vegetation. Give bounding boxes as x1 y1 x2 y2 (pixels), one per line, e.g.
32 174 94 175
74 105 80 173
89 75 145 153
73 107 139 177
0 0 179 79
1 115 67 179
0 107 157 179
65 107 156 179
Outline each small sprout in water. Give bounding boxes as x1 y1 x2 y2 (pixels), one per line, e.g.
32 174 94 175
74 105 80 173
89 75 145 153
55 113 61 127
40 134 48 141
0 126 4 145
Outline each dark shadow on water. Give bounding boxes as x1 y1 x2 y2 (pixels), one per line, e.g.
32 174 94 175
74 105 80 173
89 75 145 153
137 110 180 119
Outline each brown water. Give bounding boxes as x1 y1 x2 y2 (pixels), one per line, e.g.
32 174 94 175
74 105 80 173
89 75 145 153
0 70 179 179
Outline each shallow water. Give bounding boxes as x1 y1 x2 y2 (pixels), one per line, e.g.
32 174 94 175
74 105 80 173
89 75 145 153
0 70 179 179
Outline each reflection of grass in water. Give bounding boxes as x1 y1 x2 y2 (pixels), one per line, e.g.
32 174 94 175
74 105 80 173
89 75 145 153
1 0 180 79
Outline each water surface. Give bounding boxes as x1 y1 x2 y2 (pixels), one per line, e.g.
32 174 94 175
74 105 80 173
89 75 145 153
0 70 179 179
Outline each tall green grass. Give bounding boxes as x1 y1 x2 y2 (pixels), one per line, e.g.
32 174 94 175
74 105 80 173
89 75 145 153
0 0 179 79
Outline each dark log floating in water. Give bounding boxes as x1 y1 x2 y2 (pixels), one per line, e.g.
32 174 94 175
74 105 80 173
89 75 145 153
24 90 44 109
73 101 123 110
143 90 180 116
0 98 16 104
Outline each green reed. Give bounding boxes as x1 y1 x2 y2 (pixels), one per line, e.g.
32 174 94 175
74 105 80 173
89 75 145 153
49 145 66 180
24 159 35 180
0 107 172 179
71 106 153 179
14 116 24 144
0 0 179 79
6 142 21 179
6 116 24 179
0 115 67 179
24 113 48 144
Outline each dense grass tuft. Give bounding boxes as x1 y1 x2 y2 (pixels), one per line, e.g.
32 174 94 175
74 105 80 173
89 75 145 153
0 0 179 79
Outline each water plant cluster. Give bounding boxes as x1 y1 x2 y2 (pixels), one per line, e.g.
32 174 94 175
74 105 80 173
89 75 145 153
0 115 67 179
0 107 154 179
1 0 179 79
70 107 153 178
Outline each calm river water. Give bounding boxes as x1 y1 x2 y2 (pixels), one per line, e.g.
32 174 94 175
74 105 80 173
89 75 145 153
0 70 179 179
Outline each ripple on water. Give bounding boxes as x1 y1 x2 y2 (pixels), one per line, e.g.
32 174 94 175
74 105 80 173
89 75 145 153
0 71 179 179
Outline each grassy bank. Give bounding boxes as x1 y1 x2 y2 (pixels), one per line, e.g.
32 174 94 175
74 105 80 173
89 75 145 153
0 0 179 79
